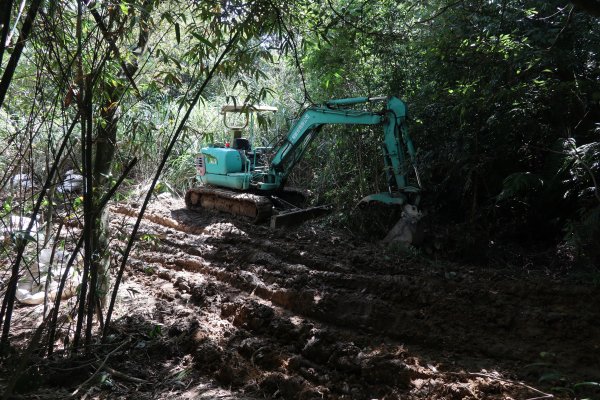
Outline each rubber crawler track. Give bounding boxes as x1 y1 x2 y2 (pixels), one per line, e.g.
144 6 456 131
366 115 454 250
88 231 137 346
185 187 273 223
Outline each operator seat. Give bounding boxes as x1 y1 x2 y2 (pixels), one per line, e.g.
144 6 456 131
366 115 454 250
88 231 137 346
232 138 251 152
233 137 262 169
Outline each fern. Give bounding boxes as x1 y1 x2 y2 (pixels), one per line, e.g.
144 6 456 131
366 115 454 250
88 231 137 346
545 138 575 179
497 172 544 202
563 141 600 201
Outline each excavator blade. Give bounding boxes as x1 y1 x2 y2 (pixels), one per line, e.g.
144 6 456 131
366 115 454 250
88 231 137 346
270 205 332 229
185 187 273 223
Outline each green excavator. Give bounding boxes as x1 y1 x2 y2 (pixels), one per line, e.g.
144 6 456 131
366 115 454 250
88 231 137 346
185 95 421 229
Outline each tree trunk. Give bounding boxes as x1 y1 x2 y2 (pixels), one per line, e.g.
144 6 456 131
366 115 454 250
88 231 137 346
92 87 119 312
90 0 153 312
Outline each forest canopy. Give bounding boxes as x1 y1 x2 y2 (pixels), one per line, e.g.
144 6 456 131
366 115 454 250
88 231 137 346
0 0 599 356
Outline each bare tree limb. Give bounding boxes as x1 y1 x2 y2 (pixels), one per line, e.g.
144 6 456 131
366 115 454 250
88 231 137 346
548 5 574 50
0 0 15 67
69 338 131 397
47 157 138 356
0 108 81 349
0 0 43 109
267 0 313 105
86 3 142 98
6 0 26 46
417 0 463 24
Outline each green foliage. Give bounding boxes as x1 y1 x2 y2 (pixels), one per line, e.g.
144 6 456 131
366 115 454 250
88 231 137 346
0 0 326 350
291 0 600 265
526 353 600 398
496 137 600 263
1 0 599 269
147 324 163 339
497 172 545 201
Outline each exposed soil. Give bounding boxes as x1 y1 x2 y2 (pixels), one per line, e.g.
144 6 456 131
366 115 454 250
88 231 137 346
3 195 599 399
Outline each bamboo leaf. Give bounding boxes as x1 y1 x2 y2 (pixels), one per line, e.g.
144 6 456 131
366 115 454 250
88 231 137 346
191 32 216 49
119 2 129 15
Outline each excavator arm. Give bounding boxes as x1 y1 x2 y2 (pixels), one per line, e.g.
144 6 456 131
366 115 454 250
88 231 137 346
255 96 420 206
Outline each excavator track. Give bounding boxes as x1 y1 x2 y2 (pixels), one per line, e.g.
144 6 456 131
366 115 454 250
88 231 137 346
185 187 273 223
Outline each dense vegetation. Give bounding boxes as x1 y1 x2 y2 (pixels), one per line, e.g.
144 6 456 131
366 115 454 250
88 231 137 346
296 0 600 265
0 0 598 370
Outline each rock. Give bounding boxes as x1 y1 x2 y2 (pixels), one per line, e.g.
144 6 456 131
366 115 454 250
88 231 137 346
1 215 43 246
382 204 424 245
58 170 83 193
14 246 82 305
11 174 35 190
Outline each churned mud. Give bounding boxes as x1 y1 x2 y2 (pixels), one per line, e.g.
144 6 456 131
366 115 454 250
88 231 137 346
4 195 599 399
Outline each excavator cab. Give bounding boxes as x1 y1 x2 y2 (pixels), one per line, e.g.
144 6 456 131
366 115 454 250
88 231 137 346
221 104 277 148
222 103 277 172
194 104 277 190
232 138 251 152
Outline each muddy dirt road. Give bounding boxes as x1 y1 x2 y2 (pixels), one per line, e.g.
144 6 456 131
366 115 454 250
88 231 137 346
71 195 594 400
8 195 596 399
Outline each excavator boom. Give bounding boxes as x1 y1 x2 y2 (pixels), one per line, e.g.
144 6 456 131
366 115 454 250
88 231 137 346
254 96 419 206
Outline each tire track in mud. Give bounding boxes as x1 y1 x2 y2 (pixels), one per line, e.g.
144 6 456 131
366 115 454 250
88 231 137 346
111 202 600 398
140 238 598 367
123 262 425 399
124 249 526 400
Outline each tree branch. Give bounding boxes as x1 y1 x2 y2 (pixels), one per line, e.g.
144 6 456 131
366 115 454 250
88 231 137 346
0 0 15 67
86 3 142 98
417 0 463 24
0 0 43 109
571 0 600 16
